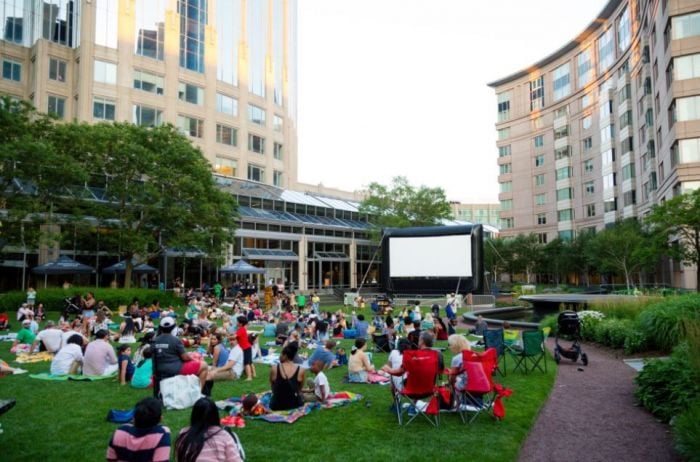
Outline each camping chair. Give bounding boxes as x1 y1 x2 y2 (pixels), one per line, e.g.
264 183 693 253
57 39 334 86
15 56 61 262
484 328 507 376
457 348 497 423
510 330 547 374
394 349 441 427
371 333 392 354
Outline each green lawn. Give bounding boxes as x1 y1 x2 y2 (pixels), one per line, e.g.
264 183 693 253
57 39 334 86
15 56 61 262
0 306 556 461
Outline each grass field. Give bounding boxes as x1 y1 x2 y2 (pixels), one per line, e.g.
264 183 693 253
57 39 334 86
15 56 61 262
0 305 556 461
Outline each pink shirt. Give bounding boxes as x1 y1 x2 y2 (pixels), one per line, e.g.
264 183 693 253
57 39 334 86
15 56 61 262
178 427 242 462
83 339 117 376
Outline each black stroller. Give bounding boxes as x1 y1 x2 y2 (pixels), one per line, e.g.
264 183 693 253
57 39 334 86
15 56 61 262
553 311 588 366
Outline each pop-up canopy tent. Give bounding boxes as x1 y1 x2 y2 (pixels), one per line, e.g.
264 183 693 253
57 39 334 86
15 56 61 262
220 260 265 292
102 260 159 274
32 255 96 288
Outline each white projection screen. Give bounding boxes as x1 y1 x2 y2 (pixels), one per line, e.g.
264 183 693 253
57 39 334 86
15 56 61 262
389 234 472 278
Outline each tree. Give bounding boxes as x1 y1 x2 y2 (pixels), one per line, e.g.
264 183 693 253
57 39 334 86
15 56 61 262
511 233 543 284
646 188 700 292
586 219 660 291
359 176 452 233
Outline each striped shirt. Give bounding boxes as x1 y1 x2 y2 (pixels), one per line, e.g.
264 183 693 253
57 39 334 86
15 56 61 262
177 427 242 462
106 424 171 462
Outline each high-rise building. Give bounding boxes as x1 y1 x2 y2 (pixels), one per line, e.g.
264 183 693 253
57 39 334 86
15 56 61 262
0 0 298 188
449 202 500 229
489 0 700 289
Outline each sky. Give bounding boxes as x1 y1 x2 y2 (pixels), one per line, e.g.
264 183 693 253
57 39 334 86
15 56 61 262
296 0 609 203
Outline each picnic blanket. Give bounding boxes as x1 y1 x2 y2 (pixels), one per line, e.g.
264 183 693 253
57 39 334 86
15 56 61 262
253 353 280 366
344 371 391 385
220 391 363 424
15 352 53 363
29 372 117 381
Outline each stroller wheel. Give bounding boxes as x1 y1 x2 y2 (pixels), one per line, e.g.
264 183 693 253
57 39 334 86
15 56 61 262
554 350 561 364
581 353 588 366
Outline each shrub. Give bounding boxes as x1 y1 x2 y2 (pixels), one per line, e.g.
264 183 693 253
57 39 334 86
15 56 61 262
589 296 660 321
0 287 185 313
540 314 558 337
634 343 700 422
673 398 700 462
623 328 648 355
638 294 700 352
578 310 604 341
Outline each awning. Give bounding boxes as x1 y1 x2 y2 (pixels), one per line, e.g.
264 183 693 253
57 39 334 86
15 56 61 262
163 247 207 258
313 251 350 262
242 248 298 261
219 260 266 274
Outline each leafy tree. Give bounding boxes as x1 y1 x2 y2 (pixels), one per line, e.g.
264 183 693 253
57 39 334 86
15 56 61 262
359 176 451 233
646 188 700 292
568 229 598 287
484 236 512 287
541 238 568 285
586 219 660 291
511 233 543 284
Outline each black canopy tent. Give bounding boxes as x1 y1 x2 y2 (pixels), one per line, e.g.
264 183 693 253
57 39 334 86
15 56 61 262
32 255 96 288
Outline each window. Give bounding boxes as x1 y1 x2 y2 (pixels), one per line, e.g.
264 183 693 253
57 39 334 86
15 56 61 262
583 137 593 150
94 60 117 84
501 199 513 211
556 167 573 180
554 106 569 119
620 110 633 129
133 70 164 95
179 0 207 73
93 97 115 120
600 124 615 144
675 138 700 164
672 12 700 40
577 48 594 88
552 63 571 100
500 181 512 193
216 93 238 116
555 146 571 160
584 181 595 195
248 104 266 125
622 163 636 180
273 170 284 187
49 58 67 82
248 134 265 154
623 190 637 206
499 145 511 158
274 142 283 160
602 148 616 166
95 0 118 48
581 93 591 108
497 91 511 121
604 198 617 212
582 115 592 130
135 0 166 60
530 76 545 111
501 217 514 229
535 174 545 186
41 0 79 47
556 188 573 201
537 213 547 225
248 164 265 183
603 173 617 189
214 156 237 177
538 233 548 244
178 83 204 105
621 137 634 155
2 58 21 82
133 105 163 127
499 163 512 175
586 204 596 217
557 209 574 221
675 96 700 122
617 7 631 52
533 135 544 148
600 99 613 119
47 95 65 118
535 154 545 167
216 124 237 146
554 126 569 140
273 115 283 133
618 84 631 104
535 193 546 205
584 159 594 173
497 128 510 140
675 54 700 80
177 115 204 138
598 27 615 73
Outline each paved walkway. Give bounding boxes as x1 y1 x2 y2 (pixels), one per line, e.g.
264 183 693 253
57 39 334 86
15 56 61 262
518 340 679 462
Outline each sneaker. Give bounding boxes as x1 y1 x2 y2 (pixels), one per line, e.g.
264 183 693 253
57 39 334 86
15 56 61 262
12 368 28 375
407 405 417 417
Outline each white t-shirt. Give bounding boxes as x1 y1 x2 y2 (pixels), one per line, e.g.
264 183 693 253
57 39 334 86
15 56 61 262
314 371 331 400
50 343 83 375
388 350 404 390
36 328 63 353
228 345 244 378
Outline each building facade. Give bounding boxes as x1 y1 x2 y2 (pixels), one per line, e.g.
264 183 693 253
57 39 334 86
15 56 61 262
489 0 700 289
0 0 298 189
450 202 500 229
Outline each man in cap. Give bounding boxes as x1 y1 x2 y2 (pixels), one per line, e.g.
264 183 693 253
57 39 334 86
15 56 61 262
12 319 36 350
153 316 208 391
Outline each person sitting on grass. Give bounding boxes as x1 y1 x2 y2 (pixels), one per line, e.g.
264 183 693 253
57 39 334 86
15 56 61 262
107 397 171 462
207 334 243 382
11 319 36 352
50 334 84 375
118 312 137 344
31 320 63 354
305 340 337 369
131 346 153 389
83 329 118 377
303 359 331 403
117 345 135 386
176 397 243 462
153 317 208 392
354 314 369 340
348 338 375 383
269 342 305 411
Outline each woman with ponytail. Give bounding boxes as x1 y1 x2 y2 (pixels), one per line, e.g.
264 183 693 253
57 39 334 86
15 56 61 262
347 338 375 383
176 397 242 461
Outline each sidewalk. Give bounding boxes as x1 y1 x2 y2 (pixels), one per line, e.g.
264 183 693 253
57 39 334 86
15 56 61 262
518 340 679 462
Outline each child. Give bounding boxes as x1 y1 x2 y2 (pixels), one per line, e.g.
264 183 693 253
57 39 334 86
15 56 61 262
107 397 171 461
131 346 153 389
304 359 331 403
117 345 135 385
335 347 348 366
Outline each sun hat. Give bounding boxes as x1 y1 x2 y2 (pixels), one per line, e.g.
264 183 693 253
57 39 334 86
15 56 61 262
160 316 175 328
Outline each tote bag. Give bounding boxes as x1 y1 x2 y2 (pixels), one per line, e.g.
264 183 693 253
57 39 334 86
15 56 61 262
160 375 202 410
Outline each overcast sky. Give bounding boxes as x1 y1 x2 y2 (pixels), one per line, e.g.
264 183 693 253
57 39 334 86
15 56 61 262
296 0 609 203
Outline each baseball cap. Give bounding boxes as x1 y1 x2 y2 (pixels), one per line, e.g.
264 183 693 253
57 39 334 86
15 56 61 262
160 316 175 328
22 319 31 326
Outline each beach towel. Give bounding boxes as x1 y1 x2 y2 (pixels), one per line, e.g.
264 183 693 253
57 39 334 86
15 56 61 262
29 372 117 381
15 352 53 363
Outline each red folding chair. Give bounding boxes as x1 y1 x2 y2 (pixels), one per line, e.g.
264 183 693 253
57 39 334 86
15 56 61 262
458 348 497 423
394 349 440 427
